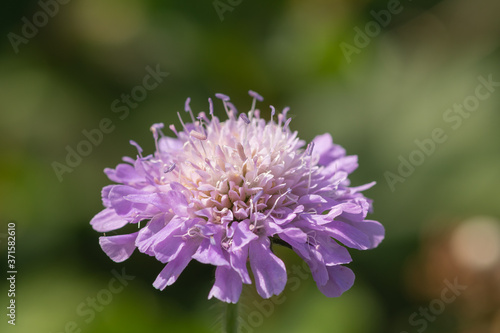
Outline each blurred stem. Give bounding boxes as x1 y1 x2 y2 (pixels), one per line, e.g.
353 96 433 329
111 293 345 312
225 302 238 333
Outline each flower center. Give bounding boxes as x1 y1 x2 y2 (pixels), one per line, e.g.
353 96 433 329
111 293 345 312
151 93 313 224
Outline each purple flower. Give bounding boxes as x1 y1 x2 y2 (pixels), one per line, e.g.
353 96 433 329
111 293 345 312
90 91 384 303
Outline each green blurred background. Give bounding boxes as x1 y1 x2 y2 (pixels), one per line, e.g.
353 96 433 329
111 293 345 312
1 0 500 332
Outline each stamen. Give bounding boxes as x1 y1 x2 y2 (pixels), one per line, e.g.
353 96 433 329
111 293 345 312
226 102 238 116
208 97 221 134
223 100 232 119
282 106 290 118
184 97 196 123
254 189 264 203
164 162 176 173
270 105 276 123
283 117 292 132
186 227 204 238
208 98 214 118
249 190 263 226
285 192 298 204
305 142 315 156
197 112 209 123
248 90 263 120
215 93 230 102
278 113 284 126
248 90 263 102
150 123 164 153
177 112 189 133
196 114 208 137
265 188 292 219
129 140 143 156
190 130 207 141
215 93 232 119
239 113 250 124
150 123 164 134
169 124 179 137
179 119 204 158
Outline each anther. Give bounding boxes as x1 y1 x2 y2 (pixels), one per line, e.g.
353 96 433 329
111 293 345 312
208 98 214 117
190 130 207 141
197 112 209 123
239 113 250 124
215 93 230 102
306 142 315 156
150 123 164 135
282 106 290 118
215 93 232 119
129 140 143 155
283 117 292 132
248 90 263 120
226 102 238 116
278 113 284 126
164 162 176 173
169 124 179 137
150 123 164 153
196 114 208 135
248 90 264 102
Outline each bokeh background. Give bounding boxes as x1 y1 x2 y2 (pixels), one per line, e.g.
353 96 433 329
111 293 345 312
1 0 500 332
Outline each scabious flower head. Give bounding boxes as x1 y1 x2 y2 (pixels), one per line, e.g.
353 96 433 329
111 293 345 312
90 91 384 303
